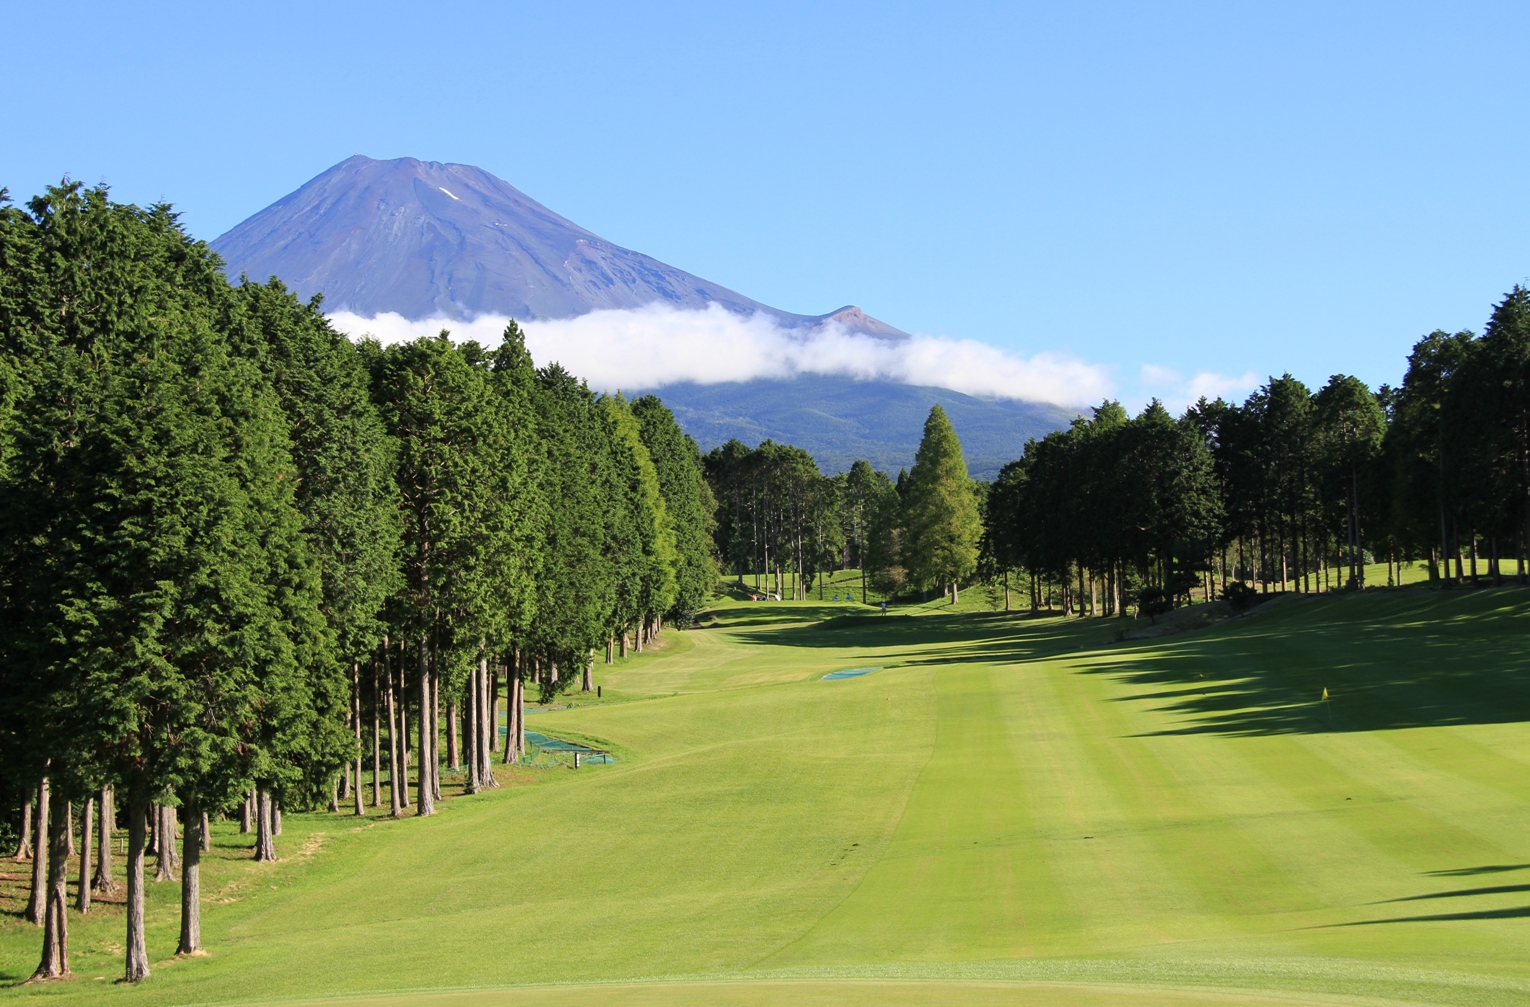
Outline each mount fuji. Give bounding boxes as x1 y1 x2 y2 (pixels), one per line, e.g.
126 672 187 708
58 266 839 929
210 156 1072 476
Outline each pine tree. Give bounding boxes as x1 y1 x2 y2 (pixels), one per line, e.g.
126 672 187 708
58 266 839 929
633 395 717 624
0 183 326 980
902 405 982 602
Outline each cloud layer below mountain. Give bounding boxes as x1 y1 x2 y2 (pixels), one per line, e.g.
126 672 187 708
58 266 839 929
329 303 1116 406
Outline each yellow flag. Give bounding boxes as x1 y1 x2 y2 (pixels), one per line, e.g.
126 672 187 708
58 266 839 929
1322 688 1329 701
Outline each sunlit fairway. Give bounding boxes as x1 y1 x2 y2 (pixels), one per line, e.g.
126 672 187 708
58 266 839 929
4 585 1530 1006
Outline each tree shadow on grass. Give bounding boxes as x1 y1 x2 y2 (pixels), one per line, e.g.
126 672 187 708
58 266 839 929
1076 589 1530 736
1333 905 1530 925
731 610 1112 669
1377 883 1530 903
1427 864 1530 877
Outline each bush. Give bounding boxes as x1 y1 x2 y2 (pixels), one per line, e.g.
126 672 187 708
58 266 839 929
1220 581 1259 612
1138 588 1173 622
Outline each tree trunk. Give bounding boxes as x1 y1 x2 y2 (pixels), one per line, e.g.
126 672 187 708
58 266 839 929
240 792 252 833
371 662 382 808
201 811 210 852
94 787 117 894
155 805 177 881
489 664 500 752
399 656 411 807
466 663 481 794
582 657 593 693
32 794 70 980
274 802 282 835
26 776 49 925
417 635 435 816
503 664 521 765
178 797 202 954
76 799 93 914
448 699 460 771
124 791 150 981
430 666 442 803
254 790 276 862
387 651 402 817
479 655 498 788
14 796 32 860
65 802 74 858
353 664 365 817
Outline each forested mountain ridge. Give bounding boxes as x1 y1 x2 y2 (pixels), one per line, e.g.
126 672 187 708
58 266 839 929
661 375 1076 479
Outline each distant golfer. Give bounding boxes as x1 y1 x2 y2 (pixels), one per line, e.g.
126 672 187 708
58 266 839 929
847 591 854 602
880 601 888 614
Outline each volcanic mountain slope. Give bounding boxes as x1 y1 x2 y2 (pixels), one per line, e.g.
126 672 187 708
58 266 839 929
212 155 1074 472
211 155 908 338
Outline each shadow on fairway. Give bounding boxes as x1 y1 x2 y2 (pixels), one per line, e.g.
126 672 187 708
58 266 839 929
1426 864 1530 877
1335 905 1530 925
730 610 1110 668
1078 588 1530 736
1376 883 1530 903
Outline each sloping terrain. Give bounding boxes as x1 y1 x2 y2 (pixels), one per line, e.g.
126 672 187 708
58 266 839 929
210 155 907 339
3 583 1528 1006
657 375 1077 478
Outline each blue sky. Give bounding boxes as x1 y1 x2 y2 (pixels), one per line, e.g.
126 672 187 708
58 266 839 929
4 1 1527 405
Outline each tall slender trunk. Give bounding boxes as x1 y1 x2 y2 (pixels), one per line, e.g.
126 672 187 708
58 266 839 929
480 654 498 788
503 652 520 765
399 650 411 806
155 805 177 881
582 657 593 693
240 792 252 833
14 797 32 860
178 796 202 954
466 662 482 794
515 674 525 758
417 635 435 816
387 647 402 817
26 775 49 925
124 790 150 981
430 666 442 803
33 793 70 979
448 699 460 770
353 665 364 817
93 787 116 894
371 661 382 807
489 664 500 752
76 799 93 914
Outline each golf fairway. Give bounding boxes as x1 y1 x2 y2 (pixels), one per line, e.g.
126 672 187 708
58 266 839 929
2 588 1528 1007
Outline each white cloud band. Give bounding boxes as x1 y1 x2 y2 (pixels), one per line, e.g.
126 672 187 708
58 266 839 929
328 302 1113 407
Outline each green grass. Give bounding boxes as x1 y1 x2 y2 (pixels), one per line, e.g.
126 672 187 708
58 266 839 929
3 586 1530 1006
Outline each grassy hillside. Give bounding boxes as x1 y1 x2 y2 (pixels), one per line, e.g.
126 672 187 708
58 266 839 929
2 585 1528 1006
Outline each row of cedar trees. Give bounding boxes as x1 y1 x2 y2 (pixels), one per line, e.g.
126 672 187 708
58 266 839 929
979 287 1530 616
704 405 985 604
0 184 716 981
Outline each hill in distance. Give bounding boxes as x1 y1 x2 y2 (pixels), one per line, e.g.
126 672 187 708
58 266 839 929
657 375 1076 479
212 155 1074 473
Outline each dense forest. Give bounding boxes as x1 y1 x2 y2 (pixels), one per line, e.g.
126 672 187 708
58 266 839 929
0 185 714 980
978 291 1530 617
2 181 1526 984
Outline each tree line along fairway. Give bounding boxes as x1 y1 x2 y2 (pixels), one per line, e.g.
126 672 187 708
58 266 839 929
2 585 1527 1007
